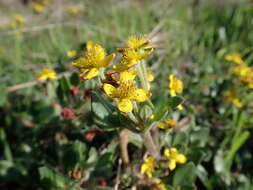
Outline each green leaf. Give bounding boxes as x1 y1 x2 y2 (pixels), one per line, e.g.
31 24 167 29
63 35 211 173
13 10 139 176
39 166 69 189
190 128 209 147
173 131 188 146
0 128 12 161
173 162 196 186
0 160 14 176
0 85 7 107
225 131 250 170
214 149 225 174
63 141 87 171
91 91 120 130
139 104 153 122
168 96 184 110
70 73 80 86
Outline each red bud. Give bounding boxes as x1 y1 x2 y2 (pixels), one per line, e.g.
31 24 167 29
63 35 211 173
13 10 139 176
97 178 107 186
84 129 102 142
61 108 75 120
70 87 80 97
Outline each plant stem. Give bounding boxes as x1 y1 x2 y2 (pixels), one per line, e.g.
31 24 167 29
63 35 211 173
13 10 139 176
141 130 160 159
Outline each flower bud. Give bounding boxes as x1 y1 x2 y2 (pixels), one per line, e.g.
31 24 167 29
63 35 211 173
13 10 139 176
84 88 92 100
61 108 75 120
97 178 107 186
70 87 80 97
84 129 102 142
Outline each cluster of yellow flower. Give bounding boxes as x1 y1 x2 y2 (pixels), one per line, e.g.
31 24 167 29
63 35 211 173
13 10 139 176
37 67 58 81
140 148 187 189
72 35 153 113
32 0 49 14
68 6 79 16
224 53 253 107
169 74 184 110
8 14 25 29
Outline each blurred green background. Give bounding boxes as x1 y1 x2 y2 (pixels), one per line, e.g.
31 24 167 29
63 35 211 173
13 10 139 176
0 0 253 189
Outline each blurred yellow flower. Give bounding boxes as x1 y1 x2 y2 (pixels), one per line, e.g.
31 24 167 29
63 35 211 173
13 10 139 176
140 156 157 178
169 74 183 97
114 35 153 72
8 14 25 29
68 7 79 16
224 90 243 108
231 64 250 77
114 48 152 72
33 3 45 14
67 50 77 58
225 53 244 64
158 119 177 129
127 35 152 50
147 70 154 82
72 41 115 80
42 0 49 5
164 148 187 171
152 179 167 190
103 77 151 112
15 14 25 24
37 67 58 81
177 104 184 110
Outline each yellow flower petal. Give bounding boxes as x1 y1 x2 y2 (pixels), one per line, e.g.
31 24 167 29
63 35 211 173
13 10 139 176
147 70 154 82
176 154 187 164
177 104 184 110
82 68 99 80
100 53 116 67
120 69 137 81
132 89 150 102
86 41 94 51
103 84 117 98
169 74 183 97
225 53 244 64
118 99 133 113
164 148 171 158
168 159 176 171
37 68 57 81
67 50 77 58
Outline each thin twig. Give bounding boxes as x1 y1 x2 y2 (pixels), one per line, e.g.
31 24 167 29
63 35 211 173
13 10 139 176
6 71 72 93
114 158 122 190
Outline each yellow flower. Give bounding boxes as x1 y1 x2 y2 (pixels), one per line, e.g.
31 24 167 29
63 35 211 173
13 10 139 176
152 179 167 190
140 156 158 178
231 64 251 77
8 14 25 29
72 41 115 80
15 14 25 24
224 90 243 108
225 53 244 64
164 148 187 171
33 3 45 13
114 35 153 72
68 7 79 16
103 77 151 112
158 119 177 129
147 69 154 82
37 67 58 81
127 35 152 50
42 0 49 5
67 50 77 58
177 104 184 110
169 74 183 97
114 48 152 72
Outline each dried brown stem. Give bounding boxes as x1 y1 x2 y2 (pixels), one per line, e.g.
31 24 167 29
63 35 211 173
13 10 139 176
119 129 130 165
